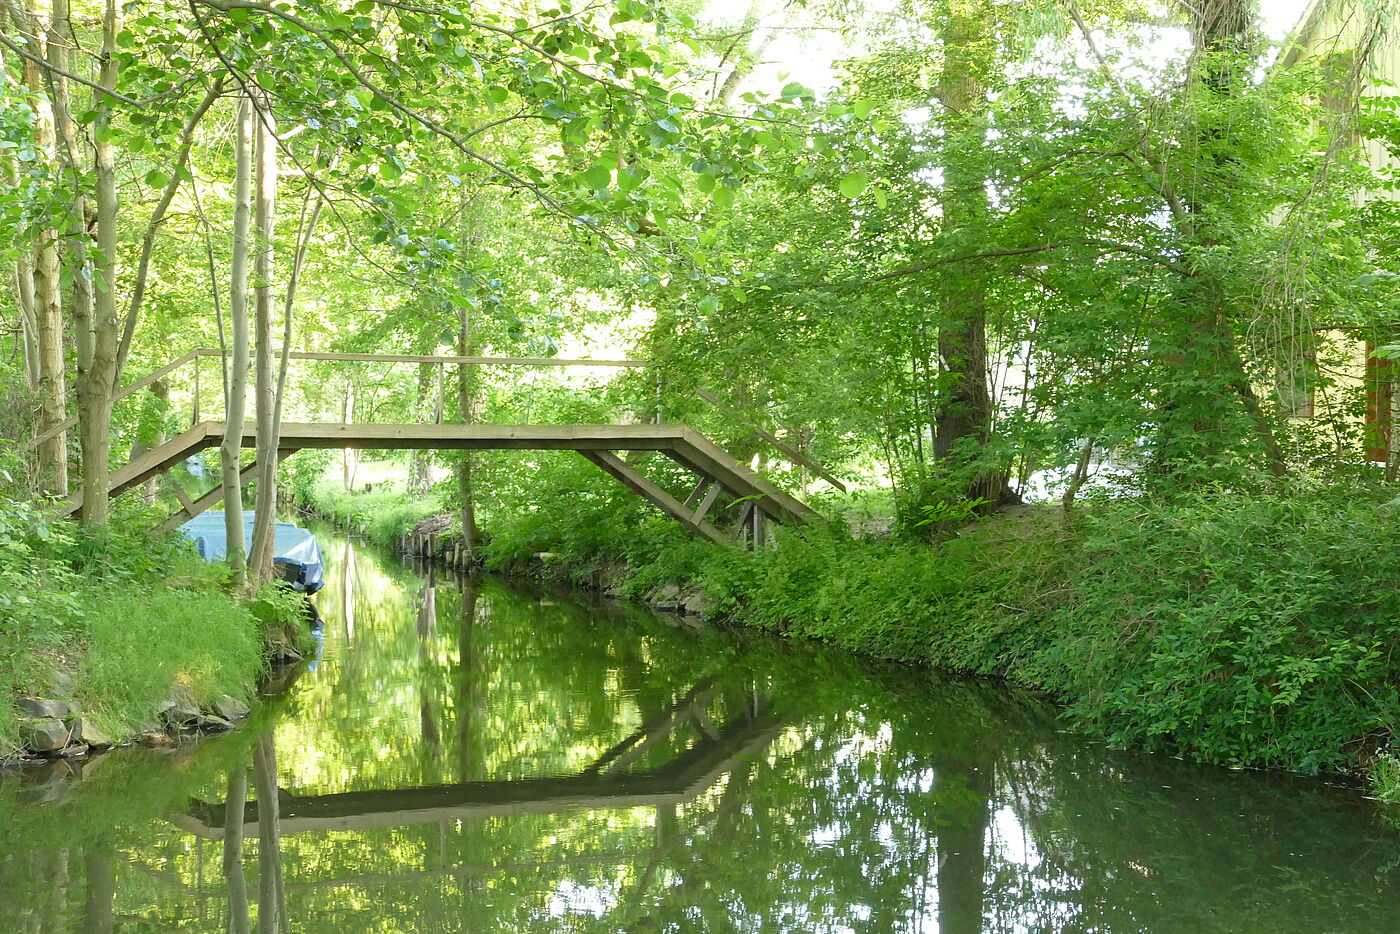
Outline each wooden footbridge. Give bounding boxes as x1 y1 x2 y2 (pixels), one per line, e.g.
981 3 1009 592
37 349 836 544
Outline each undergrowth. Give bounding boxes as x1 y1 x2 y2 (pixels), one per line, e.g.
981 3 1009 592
1 493 262 755
479 483 1400 790
295 475 443 549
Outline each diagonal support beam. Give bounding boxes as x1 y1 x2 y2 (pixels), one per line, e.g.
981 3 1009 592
683 478 712 510
691 482 721 525
578 450 725 544
154 449 297 534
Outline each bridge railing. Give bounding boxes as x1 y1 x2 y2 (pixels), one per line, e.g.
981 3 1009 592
26 348 845 493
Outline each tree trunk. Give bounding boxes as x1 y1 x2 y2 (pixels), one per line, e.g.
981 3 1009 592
411 361 434 493
75 0 121 526
249 100 279 585
222 94 254 586
115 79 223 382
222 767 251 934
252 734 286 934
456 190 481 552
14 44 68 496
1153 0 1287 479
457 310 480 550
32 232 67 496
931 2 1013 509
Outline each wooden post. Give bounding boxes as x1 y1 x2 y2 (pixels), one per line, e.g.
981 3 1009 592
192 354 201 426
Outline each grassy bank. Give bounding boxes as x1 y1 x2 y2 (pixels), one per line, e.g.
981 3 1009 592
291 474 444 550
290 460 1400 796
1 498 267 757
478 482 1400 795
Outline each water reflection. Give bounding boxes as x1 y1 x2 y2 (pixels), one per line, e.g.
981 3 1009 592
2 529 1400 932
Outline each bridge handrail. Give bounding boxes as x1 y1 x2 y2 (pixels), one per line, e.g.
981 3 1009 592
26 348 845 492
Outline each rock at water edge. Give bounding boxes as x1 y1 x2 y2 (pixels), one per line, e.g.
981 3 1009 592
69 717 113 749
16 697 70 720
213 694 251 721
158 684 202 728
20 718 70 754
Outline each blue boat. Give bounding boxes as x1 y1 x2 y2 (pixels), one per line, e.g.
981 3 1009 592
177 511 326 595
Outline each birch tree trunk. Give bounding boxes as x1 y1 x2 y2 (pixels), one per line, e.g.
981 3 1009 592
75 0 121 525
115 78 223 382
252 734 287 934
19 0 74 497
222 94 254 586
249 100 279 584
222 767 251 934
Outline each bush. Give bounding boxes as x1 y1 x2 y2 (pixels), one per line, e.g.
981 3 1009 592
471 481 1400 788
0 481 262 754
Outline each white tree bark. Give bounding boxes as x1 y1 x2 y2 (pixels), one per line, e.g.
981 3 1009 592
249 98 279 584
222 94 254 585
76 0 121 525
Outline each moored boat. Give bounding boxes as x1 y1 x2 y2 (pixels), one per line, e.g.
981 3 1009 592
176 511 325 595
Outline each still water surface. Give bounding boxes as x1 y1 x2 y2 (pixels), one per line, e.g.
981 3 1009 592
3 527 1400 932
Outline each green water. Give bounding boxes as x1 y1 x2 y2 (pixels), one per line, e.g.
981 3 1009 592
3 528 1400 932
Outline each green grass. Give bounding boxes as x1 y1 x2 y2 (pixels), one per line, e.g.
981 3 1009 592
76 585 262 737
296 475 444 549
0 500 264 756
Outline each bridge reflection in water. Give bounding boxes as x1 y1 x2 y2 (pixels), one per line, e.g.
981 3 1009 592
177 693 783 840
7 533 1400 933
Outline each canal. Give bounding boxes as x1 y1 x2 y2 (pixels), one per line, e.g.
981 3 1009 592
2 525 1399 931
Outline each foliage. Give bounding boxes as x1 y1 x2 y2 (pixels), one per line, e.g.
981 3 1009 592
0 479 260 752
488 485 1400 788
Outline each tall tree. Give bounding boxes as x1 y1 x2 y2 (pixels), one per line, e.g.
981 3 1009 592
248 96 279 584
73 0 122 525
221 93 254 586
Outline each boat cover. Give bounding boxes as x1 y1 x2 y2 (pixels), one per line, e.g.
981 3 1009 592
177 511 325 594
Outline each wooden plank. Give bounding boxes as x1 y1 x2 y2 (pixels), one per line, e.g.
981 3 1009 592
153 449 295 534
661 445 802 526
280 350 647 368
166 475 197 516
675 429 821 524
578 450 726 544
693 387 847 492
682 478 712 509
58 423 217 518
179 715 782 838
220 422 690 452
22 350 203 453
691 482 720 524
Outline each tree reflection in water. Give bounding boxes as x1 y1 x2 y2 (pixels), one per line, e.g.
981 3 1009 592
2 530 1400 932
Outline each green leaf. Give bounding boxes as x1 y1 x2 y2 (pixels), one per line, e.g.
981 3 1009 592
581 161 612 188
839 172 870 198
711 186 734 209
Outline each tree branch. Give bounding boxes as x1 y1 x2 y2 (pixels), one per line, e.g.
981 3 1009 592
0 32 143 107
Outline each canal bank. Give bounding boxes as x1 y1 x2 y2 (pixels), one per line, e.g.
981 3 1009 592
4 524 1400 931
292 477 1400 801
1 502 313 763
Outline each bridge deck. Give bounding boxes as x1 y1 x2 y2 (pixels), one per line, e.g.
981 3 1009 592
66 421 819 541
